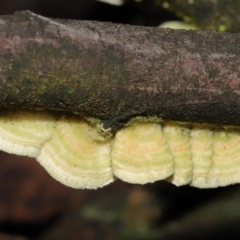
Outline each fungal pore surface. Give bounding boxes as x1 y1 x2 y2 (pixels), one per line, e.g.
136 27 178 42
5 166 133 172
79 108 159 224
0 109 240 189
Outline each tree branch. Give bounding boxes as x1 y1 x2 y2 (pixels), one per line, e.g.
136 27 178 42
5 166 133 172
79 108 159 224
1 11 240 129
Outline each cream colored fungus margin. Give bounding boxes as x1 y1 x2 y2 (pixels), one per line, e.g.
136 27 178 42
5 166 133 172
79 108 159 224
0 110 240 189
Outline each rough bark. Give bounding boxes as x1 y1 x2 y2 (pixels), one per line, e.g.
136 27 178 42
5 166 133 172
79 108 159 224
1 11 240 130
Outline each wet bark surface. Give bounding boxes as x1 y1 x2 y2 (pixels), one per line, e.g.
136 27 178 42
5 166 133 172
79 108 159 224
1 11 240 129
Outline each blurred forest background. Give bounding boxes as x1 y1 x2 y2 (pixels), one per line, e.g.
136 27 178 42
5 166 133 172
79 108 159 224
1 0 240 239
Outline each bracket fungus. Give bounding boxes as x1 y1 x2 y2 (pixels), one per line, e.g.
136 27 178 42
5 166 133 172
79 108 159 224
1 110 240 189
1 11 240 189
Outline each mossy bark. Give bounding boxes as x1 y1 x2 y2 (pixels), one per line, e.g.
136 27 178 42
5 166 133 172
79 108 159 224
0 11 240 129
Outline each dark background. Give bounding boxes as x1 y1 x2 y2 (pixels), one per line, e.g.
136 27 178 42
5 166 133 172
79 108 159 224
0 1 240 239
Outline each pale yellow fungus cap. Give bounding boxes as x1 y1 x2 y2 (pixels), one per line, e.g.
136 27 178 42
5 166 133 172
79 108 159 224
189 123 214 187
1 110 240 189
162 121 192 186
159 20 199 30
0 110 55 158
37 115 114 189
111 121 174 184
0 110 114 189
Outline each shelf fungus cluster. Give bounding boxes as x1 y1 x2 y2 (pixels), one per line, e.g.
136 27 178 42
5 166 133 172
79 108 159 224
1 109 240 189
